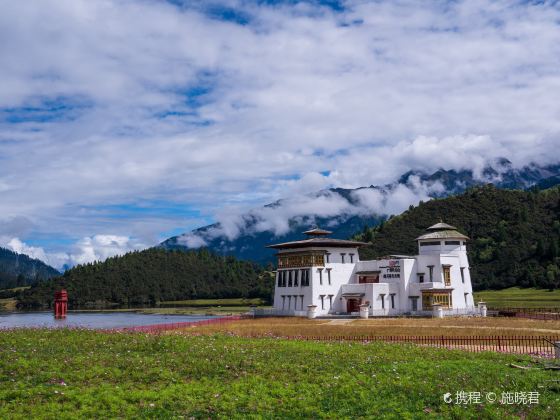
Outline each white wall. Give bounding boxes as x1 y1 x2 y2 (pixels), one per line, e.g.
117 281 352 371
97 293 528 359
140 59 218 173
272 238 476 315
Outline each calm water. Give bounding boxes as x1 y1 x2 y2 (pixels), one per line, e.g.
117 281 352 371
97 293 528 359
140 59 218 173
0 312 217 329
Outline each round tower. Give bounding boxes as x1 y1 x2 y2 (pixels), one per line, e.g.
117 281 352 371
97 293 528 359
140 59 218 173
416 222 469 255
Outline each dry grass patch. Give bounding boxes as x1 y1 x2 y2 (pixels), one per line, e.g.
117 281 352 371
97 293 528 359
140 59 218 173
176 316 560 338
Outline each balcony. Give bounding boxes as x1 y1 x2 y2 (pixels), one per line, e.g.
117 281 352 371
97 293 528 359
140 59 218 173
341 283 390 298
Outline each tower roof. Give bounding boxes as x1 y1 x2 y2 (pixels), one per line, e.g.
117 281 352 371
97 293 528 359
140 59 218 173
303 228 333 236
416 222 469 241
426 222 458 231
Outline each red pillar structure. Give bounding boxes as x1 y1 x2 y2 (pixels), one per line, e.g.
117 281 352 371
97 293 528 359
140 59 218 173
54 290 68 319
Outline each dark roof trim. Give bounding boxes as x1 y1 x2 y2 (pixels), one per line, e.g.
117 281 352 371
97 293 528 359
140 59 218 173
421 288 455 293
267 238 368 250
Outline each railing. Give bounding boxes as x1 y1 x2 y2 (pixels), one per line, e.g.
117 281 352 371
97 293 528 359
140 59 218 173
253 307 482 317
487 307 560 313
488 308 560 320
244 334 560 358
112 314 250 333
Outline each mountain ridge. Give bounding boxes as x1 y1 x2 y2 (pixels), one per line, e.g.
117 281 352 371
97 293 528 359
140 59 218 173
161 160 560 263
0 247 60 290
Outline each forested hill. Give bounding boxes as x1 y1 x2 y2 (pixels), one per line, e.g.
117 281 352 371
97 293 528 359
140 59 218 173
355 185 560 291
0 247 60 289
18 248 273 309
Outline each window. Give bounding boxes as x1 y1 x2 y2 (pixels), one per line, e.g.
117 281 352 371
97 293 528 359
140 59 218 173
277 272 282 287
409 296 419 311
318 268 323 285
281 295 286 310
418 273 424 283
325 253 330 263
327 268 332 285
445 241 460 245
349 253 354 263
320 295 325 310
359 274 379 284
380 294 385 309
288 270 293 287
460 267 465 283
420 241 441 246
301 269 310 287
328 295 333 309
443 266 451 286
293 270 298 287
464 293 468 305
428 266 434 282
277 252 325 268
422 292 452 309
340 253 346 263
390 293 396 309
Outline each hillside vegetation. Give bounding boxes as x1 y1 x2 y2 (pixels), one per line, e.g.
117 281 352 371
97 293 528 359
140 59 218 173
0 247 59 289
18 248 273 309
355 185 560 290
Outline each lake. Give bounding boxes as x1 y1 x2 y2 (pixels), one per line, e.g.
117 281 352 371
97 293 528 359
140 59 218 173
0 312 217 329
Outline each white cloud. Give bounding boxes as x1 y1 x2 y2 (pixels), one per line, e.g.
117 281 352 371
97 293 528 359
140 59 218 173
2 237 49 264
1 0 560 257
0 235 146 270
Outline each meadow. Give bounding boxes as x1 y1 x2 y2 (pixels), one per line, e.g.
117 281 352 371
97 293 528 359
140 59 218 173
1 329 559 419
473 288 560 309
178 316 560 338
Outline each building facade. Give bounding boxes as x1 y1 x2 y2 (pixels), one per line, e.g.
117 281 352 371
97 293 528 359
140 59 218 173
268 223 475 316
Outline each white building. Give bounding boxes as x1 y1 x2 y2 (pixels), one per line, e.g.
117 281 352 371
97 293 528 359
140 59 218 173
268 223 475 317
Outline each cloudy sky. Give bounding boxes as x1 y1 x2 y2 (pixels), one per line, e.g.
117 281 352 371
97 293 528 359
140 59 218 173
1 0 559 268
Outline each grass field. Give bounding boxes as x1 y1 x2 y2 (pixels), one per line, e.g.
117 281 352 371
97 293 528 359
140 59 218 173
473 288 560 309
150 297 270 315
178 317 560 338
1 329 559 418
159 298 266 307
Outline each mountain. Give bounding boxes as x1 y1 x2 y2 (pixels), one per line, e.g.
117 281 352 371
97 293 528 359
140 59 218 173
18 183 560 308
0 247 60 290
18 248 272 309
355 185 560 291
161 159 560 264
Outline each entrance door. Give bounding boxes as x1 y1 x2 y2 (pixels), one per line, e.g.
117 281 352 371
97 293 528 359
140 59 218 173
411 297 418 312
347 298 360 313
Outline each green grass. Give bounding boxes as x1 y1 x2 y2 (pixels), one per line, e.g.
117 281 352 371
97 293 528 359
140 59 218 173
149 297 270 315
0 286 30 293
159 298 266 307
474 287 560 309
1 329 559 419
136 306 264 315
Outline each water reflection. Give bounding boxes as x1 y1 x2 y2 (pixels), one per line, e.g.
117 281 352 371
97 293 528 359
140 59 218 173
0 312 216 329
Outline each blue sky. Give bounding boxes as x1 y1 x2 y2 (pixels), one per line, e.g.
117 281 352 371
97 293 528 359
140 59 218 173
1 0 560 268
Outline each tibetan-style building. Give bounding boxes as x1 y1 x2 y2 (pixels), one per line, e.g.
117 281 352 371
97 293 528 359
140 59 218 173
267 223 475 316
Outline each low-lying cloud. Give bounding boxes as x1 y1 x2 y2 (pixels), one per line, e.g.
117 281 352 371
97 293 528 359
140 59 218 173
177 174 448 247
